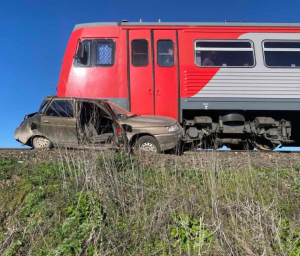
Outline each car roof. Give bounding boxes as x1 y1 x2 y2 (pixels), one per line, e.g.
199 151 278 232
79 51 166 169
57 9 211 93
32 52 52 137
45 95 109 102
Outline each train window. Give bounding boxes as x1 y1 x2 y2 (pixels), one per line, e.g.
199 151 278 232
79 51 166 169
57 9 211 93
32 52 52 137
194 40 255 67
95 39 115 67
74 40 91 67
263 41 300 68
45 100 74 118
132 39 149 67
157 40 174 67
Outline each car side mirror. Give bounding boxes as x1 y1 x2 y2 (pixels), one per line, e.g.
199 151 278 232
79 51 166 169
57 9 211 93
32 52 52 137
117 114 127 121
75 42 84 59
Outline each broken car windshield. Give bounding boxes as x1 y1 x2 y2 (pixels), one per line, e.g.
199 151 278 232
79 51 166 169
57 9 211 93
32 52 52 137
105 101 135 117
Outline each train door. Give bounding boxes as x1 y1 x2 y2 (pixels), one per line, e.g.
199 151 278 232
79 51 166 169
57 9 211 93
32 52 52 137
129 30 154 115
153 30 178 120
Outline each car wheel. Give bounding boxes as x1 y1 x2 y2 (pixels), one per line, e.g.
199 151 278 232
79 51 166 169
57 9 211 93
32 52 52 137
32 136 53 149
135 136 161 153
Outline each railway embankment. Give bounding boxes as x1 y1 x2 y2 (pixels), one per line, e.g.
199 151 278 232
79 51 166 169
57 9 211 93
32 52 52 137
1 149 300 255
0 148 300 170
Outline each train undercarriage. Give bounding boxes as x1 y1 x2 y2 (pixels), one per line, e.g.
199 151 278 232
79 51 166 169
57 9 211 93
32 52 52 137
182 111 294 150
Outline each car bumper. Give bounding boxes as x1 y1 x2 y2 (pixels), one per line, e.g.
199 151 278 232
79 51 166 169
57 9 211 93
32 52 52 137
154 128 183 151
14 127 29 145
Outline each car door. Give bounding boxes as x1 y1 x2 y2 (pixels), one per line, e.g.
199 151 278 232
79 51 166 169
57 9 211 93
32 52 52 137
41 99 78 147
76 100 121 148
101 101 126 148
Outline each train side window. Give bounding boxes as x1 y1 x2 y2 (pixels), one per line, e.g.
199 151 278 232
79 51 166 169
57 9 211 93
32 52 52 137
45 100 74 118
74 40 91 67
95 39 115 67
263 41 300 68
194 40 255 67
157 40 174 67
132 39 149 67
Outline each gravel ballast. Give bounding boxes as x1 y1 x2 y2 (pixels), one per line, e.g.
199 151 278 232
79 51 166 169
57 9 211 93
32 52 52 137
0 149 299 171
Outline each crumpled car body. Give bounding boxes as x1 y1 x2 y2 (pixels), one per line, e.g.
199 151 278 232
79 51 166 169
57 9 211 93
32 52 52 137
14 96 183 153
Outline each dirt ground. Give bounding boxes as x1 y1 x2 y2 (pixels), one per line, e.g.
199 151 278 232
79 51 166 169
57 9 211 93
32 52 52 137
0 148 299 171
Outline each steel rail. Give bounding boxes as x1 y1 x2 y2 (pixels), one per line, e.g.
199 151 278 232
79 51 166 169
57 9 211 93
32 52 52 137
184 149 300 154
0 148 299 154
0 148 32 151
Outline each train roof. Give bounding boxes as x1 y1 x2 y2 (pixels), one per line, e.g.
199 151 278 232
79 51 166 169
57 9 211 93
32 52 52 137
73 21 300 31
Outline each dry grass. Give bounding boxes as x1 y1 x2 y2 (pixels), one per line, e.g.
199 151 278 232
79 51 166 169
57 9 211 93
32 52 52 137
0 149 299 255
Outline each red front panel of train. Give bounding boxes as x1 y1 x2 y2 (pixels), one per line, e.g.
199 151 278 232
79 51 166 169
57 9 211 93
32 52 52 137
57 27 125 100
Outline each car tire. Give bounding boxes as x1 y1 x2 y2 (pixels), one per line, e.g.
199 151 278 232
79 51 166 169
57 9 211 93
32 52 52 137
32 136 53 149
135 136 161 153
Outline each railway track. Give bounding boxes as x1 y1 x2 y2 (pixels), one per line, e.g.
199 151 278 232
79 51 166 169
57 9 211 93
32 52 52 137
0 148 300 154
0 148 32 151
205 150 300 154
182 148 300 154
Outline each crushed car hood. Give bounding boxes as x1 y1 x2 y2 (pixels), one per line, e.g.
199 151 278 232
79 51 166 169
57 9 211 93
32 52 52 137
121 115 176 128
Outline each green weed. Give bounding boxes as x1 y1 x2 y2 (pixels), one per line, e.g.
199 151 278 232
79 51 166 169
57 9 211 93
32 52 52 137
0 154 300 255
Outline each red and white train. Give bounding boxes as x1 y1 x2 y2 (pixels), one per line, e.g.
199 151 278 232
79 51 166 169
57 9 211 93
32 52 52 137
57 21 300 150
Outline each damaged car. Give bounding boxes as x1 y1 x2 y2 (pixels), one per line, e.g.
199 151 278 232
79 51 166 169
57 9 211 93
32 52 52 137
14 96 183 153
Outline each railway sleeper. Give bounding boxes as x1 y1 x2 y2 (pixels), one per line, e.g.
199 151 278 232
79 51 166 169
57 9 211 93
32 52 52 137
183 113 293 151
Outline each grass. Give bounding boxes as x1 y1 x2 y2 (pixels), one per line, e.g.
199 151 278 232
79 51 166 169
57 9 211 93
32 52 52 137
0 152 299 255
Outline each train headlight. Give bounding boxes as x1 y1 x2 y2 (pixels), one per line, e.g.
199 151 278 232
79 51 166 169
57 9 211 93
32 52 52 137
166 123 180 132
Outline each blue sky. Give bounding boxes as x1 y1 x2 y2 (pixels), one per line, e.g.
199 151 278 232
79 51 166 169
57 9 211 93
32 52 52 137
1 0 300 148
